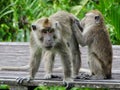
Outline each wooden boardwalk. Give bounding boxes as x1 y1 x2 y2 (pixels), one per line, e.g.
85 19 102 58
0 42 120 90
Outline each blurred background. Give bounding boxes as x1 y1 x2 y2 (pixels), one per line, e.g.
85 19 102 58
0 0 120 44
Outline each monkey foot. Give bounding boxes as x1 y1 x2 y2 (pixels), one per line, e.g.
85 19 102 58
63 81 74 90
16 77 31 84
77 72 91 80
51 75 61 78
72 75 81 79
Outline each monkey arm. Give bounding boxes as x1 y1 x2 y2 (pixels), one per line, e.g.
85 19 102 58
72 23 86 46
55 41 72 82
16 47 42 84
43 51 55 79
29 48 42 79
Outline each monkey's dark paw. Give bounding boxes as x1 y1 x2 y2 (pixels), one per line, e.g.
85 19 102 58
51 75 61 78
73 76 81 79
72 75 81 79
44 74 61 79
63 82 74 90
79 72 91 80
16 77 32 84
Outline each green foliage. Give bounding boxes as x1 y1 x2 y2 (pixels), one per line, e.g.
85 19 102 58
34 86 109 90
72 0 120 44
0 0 80 42
0 0 120 44
0 84 9 90
34 86 65 90
107 2 120 44
90 0 120 44
71 87 109 90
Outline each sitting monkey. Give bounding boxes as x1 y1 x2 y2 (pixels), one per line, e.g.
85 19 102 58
72 10 113 79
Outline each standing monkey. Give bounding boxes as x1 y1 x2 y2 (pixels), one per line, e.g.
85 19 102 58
0 11 81 84
72 10 113 79
23 11 81 83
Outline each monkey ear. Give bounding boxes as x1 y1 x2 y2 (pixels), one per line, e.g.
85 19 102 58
95 15 100 23
31 24 37 31
53 21 61 29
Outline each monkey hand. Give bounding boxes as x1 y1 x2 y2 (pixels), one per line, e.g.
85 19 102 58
16 76 33 84
44 73 61 79
75 72 91 80
63 78 74 90
44 74 52 79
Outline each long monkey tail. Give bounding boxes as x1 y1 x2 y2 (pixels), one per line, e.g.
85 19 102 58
0 65 29 71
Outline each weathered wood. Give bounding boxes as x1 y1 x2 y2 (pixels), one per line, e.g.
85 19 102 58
0 42 120 89
1 78 120 88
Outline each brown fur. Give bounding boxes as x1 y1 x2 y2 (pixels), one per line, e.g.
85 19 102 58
72 10 112 79
29 11 81 82
0 11 81 83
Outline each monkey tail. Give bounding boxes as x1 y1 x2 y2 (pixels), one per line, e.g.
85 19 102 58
0 65 29 71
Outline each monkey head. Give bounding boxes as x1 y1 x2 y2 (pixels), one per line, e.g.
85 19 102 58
80 10 104 29
31 17 61 50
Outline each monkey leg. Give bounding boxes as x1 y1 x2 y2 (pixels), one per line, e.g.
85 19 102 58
44 51 55 79
60 50 74 89
71 49 81 79
69 34 81 79
58 44 73 83
17 48 42 84
43 51 61 79
88 53 105 80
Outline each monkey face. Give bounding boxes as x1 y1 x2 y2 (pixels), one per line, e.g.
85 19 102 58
31 25 57 50
40 27 57 50
31 18 61 50
80 12 101 28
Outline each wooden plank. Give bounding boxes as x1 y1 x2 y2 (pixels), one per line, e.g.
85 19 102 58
0 42 120 88
0 78 120 88
0 42 120 70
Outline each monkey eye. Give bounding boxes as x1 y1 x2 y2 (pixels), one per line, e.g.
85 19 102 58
53 35 56 39
49 29 54 33
95 15 100 20
31 25 36 30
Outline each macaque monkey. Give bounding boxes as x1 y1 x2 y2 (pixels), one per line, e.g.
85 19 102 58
0 11 81 84
72 10 113 79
